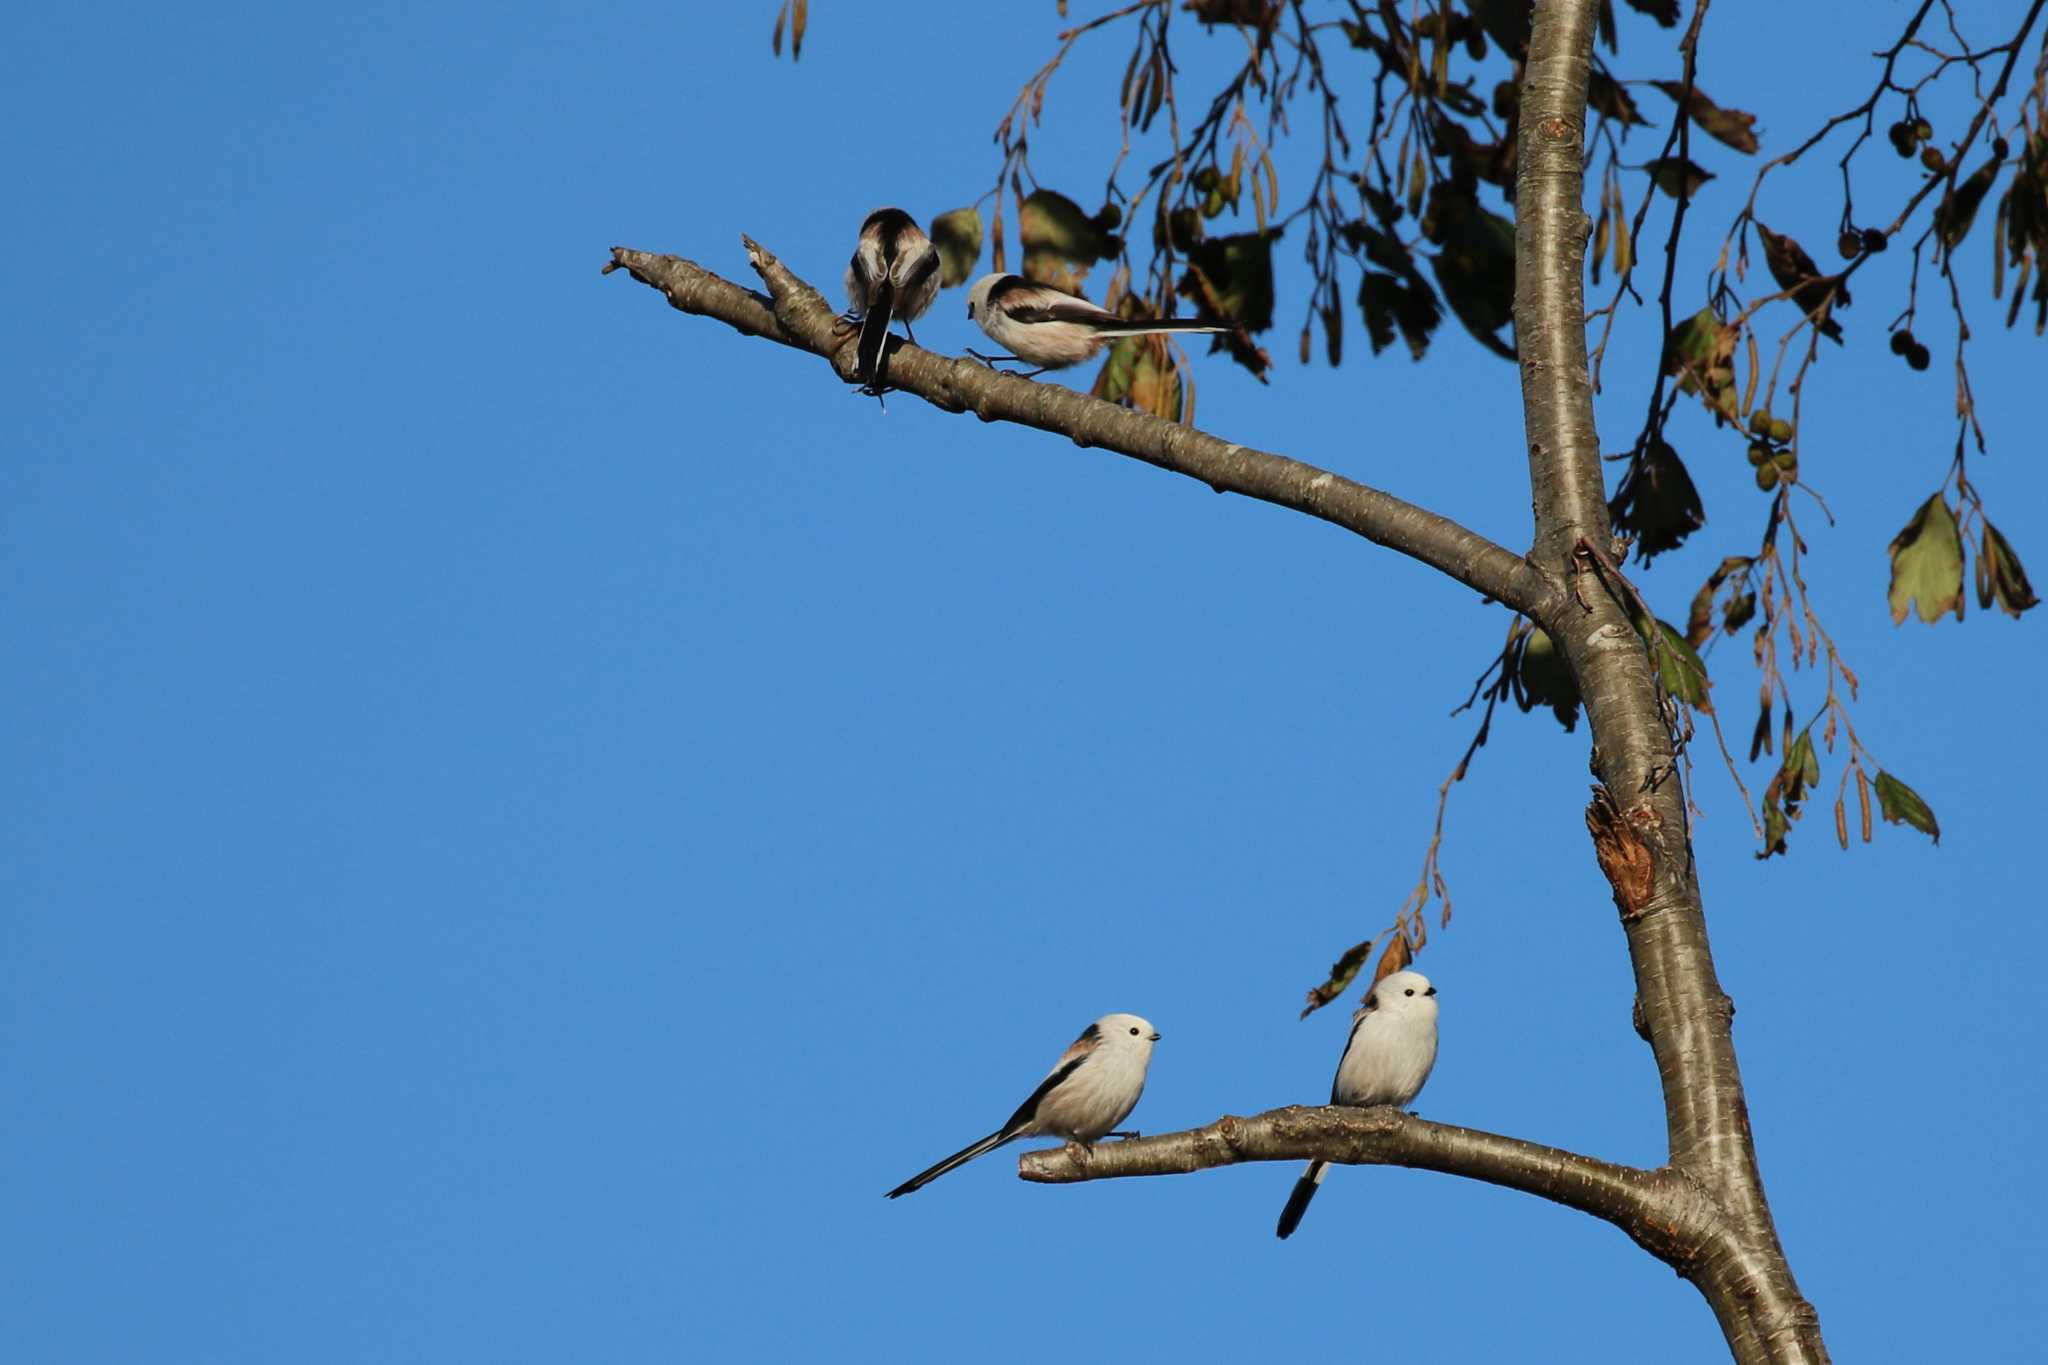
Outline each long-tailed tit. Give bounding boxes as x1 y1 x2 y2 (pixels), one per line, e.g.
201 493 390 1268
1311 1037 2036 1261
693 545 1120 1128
1275 969 1438 1239
964 273 1227 375
885 1012 1160 1198
845 208 941 392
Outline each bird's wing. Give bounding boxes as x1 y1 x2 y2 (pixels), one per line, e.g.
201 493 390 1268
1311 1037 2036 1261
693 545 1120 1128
1001 1053 1088 1134
898 245 940 298
1004 296 1118 327
1331 1000 1381 1103
1055 1021 1102 1067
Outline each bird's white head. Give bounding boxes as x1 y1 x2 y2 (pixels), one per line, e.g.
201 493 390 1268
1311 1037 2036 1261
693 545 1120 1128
1365 970 1438 1021
966 272 1013 323
1096 1012 1161 1052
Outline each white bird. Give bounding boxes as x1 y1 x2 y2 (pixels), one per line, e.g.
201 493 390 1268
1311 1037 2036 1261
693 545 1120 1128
1276 969 1438 1239
845 208 941 392
886 1012 1161 1198
964 272 1228 375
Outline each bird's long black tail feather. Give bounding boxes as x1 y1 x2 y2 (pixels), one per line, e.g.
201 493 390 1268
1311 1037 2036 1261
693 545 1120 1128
885 1128 1010 1198
856 280 898 389
1275 1159 1328 1239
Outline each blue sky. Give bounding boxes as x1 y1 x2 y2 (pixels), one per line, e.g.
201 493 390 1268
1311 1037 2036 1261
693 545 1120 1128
5 3 2042 1361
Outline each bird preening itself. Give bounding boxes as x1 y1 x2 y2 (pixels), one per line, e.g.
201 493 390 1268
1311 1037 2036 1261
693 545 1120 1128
885 1013 1160 1198
1275 970 1439 1239
844 208 941 393
965 273 1228 376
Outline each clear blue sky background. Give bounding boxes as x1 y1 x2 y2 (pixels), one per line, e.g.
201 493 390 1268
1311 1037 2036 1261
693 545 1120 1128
6 3 2042 1361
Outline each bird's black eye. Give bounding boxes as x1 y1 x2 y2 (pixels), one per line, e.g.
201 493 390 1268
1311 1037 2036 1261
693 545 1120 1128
1404 988 1415 996
1129 1026 1141 1035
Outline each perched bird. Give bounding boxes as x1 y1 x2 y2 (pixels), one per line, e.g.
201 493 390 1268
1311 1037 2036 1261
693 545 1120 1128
885 1012 1161 1198
1275 970 1438 1240
845 208 941 391
964 273 1228 375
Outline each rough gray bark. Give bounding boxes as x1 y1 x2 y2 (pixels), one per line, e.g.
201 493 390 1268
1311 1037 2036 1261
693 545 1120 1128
606 3 1828 1356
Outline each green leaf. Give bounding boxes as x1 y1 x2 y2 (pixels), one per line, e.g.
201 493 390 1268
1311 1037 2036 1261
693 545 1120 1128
1760 792 1789 858
1780 736 1811 806
1756 731 1819 858
1874 771 1941 844
1887 494 1965 624
1977 519 2041 617
929 207 983 288
1632 616 1710 708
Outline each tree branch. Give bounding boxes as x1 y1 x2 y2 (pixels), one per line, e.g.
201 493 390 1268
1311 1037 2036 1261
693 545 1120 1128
605 243 1557 619
1017 1104 1703 1252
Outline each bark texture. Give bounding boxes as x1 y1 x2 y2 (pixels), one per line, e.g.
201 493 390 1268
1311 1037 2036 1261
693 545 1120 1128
607 4 1829 1355
1511 3 1825 1360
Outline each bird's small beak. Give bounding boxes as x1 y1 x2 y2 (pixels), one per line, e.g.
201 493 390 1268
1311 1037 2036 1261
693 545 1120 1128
1425 986 1438 997
1150 1032 1162 1041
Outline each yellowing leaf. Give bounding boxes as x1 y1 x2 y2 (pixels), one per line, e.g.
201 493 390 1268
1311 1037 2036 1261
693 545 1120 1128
1886 494 1965 624
1299 936 1375 1019
1977 519 2042 617
929 207 983 288
1664 307 1739 420
1644 156 1714 201
1019 189 1121 285
1650 79 1760 154
1510 623 1580 730
1937 156 2004 257
1369 935 1413 989
1090 336 1182 422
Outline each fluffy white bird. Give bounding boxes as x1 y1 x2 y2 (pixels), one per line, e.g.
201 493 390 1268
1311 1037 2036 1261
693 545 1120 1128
845 208 941 392
964 273 1228 374
886 1012 1161 1198
1275 969 1438 1239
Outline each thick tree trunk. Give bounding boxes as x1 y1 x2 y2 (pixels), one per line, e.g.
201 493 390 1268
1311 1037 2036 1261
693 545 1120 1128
1514 3 1826 1360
